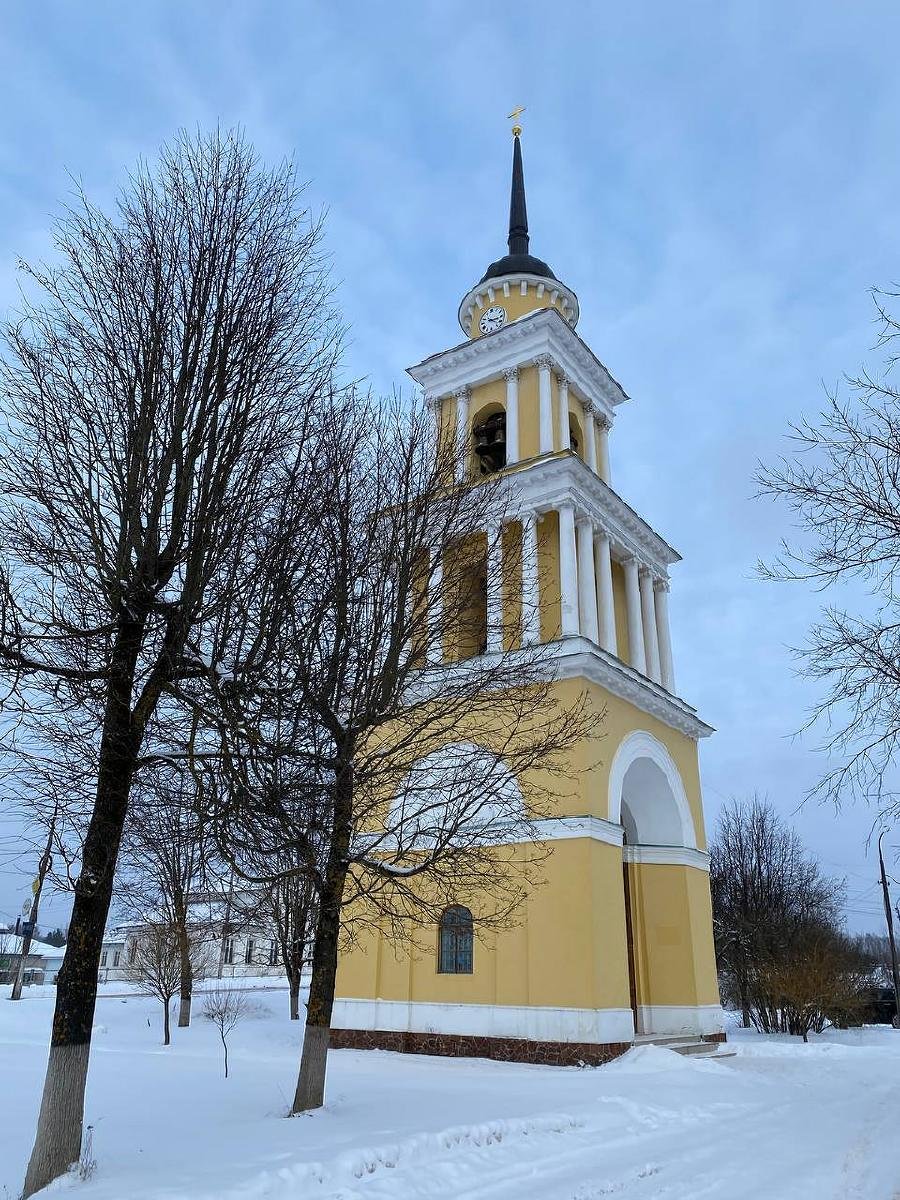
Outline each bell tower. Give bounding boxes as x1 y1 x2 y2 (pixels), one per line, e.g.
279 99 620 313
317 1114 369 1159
332 123 724 1064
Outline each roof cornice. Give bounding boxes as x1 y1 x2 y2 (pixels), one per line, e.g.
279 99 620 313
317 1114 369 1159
505 453 681 568
408 307 627 419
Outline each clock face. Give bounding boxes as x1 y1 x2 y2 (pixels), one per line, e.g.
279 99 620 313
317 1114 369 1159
479 305 507 335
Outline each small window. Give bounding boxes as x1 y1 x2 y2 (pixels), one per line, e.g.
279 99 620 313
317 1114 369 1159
438 905 474 974
112 950 120 967
244 938 255 965
269 940 279 966
128 939 137 965
223 937 235 966
100 951 107 967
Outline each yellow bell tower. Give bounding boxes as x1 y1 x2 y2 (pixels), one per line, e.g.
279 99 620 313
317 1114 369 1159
332 125 724 1064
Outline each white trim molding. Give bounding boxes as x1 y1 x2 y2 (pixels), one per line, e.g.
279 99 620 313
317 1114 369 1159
622 844 710 872
531 815 624 848
608 730 699 848
408 307 626 424
332 997 636 1045
636 1004 724 1037
411 637 713 741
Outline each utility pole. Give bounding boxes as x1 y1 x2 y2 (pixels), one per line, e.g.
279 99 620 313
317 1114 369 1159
878 830 900 1028
10 816 56 1001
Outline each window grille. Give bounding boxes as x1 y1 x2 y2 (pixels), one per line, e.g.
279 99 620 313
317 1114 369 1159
438 905 474 974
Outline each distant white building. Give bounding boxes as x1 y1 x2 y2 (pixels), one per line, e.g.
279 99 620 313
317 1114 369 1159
101 891 284 982
0 932 66 985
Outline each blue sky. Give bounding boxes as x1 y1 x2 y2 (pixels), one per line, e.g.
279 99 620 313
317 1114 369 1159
1 1 899 931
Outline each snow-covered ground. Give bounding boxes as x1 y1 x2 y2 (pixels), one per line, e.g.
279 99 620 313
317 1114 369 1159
2 987 899 1199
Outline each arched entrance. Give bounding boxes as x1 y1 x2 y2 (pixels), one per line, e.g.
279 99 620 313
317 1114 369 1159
608 732 697 1035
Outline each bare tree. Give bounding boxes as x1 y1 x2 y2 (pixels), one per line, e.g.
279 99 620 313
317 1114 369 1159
710 797 844 1029
758 289 900 810
0 128 339 1196
761 922 873 1041
201 389 598 1114
266 867 316 1020
122 923 211 1045
202 984 256 1078
119 769 216 1027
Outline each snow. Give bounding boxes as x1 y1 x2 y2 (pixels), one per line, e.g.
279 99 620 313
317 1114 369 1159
1 993 899 1199
1 933 64 956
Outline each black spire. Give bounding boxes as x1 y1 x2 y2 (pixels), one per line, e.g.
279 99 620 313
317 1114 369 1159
508 133 529 255
479 131 557 286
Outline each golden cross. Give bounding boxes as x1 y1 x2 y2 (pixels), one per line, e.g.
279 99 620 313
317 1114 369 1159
507 105 525 136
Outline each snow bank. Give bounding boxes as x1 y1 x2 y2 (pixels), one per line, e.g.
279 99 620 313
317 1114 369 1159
202 1114 583 1200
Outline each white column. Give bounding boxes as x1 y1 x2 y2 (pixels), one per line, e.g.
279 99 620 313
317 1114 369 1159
521 510 541 647
425 393 441 439
426 556 443 665
655 579 675 692
640 568 661 683
454 387 469 482
594 530 617 655
597 416 611 483
557 503 580 637
504 368 519 464
485 523 504 654
576 516 598 642
584 403 598 472
557 373 571 451
537 356 554 454
623 556 646 674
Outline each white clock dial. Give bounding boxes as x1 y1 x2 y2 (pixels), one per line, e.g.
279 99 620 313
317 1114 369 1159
479 305 507 335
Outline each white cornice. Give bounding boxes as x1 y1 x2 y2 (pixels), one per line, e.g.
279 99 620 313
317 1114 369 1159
408 308 628 420
457 274 580 336
549 638 714 740
531 815 624 847
623 844 711 871
413 637 713 741
507 453 680 570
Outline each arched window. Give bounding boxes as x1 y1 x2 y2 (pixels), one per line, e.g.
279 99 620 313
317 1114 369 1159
472 409 507 474
438 905 474 974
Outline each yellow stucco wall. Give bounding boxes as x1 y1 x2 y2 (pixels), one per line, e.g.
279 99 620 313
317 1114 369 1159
626 862 720 1008
334 673 717 1023
335 837 634 1013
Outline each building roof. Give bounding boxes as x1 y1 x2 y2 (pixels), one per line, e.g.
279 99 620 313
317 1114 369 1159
0 933 65 957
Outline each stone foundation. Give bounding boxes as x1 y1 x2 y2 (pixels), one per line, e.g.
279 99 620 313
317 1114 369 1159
329 1026 632 1066
329 1025 727 1065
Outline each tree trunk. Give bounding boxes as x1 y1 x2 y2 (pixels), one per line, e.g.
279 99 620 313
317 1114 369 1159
289 973 300 1021
739 979 751 1028
23 641 140 1199
22 806 126 1197
292 886 342 1113
175 911 192 1028
163 1000 171 1046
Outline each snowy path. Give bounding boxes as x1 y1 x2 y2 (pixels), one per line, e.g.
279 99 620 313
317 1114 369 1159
1 992 899 1199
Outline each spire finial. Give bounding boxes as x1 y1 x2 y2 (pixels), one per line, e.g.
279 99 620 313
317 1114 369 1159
506 110 529 256
507 105 526 138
